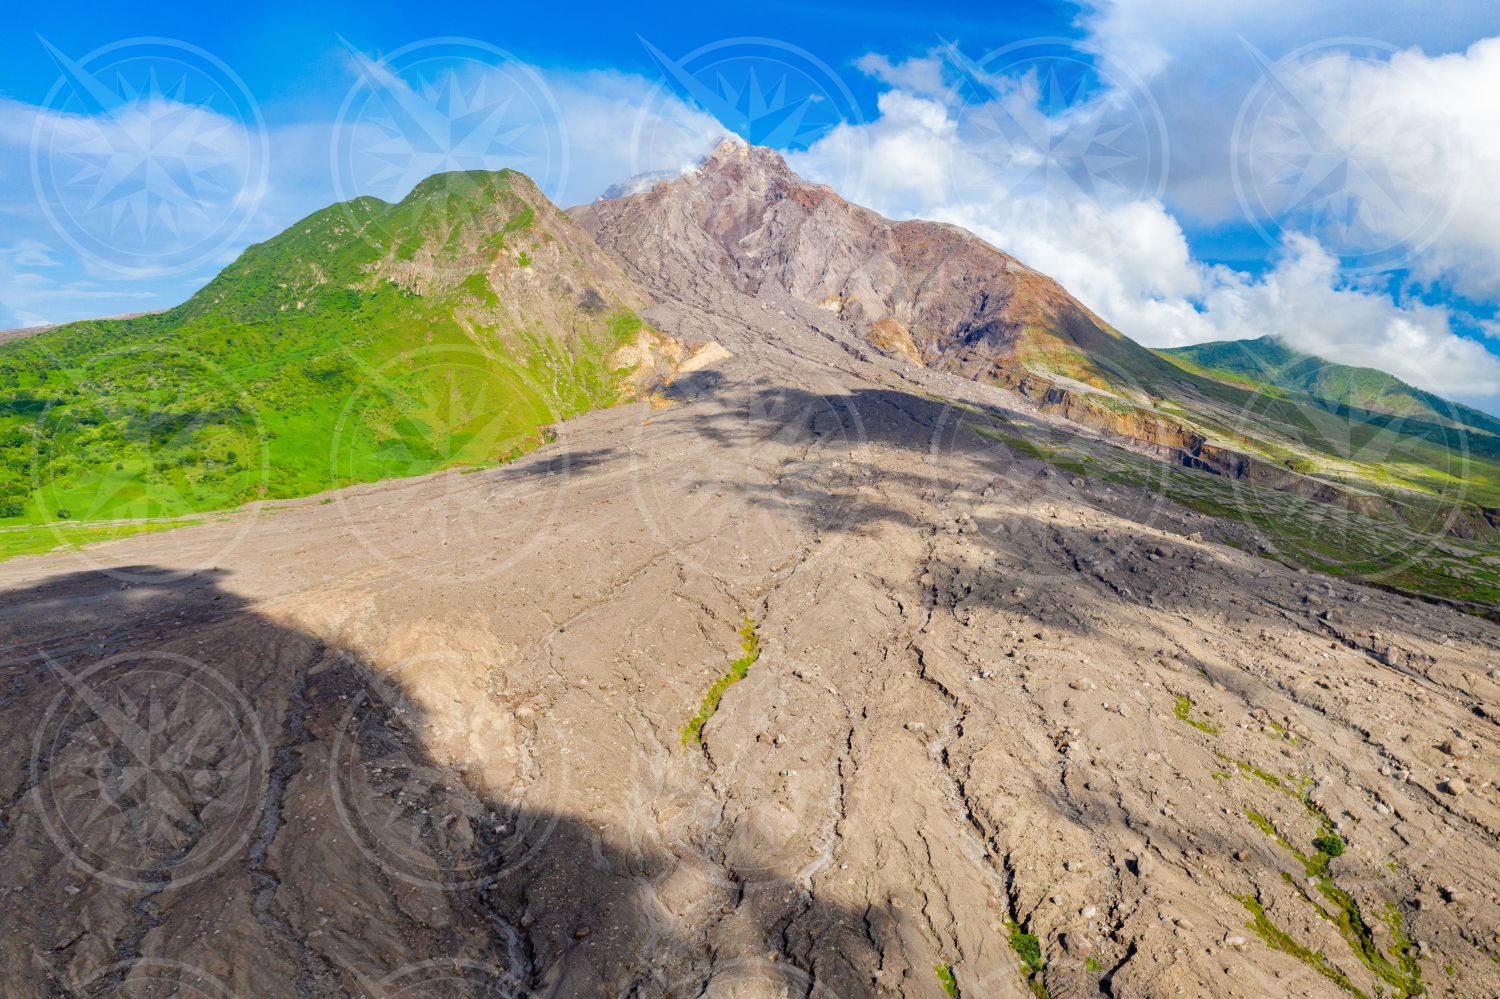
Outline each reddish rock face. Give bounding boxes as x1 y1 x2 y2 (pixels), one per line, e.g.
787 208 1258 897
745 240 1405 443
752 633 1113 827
573 141 1179 392
575 142 1500 547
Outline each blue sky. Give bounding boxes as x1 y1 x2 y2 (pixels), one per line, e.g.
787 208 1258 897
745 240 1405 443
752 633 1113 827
6 0 1500 411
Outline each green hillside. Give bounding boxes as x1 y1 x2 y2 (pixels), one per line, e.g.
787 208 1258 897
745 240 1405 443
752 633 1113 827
1160 335 1500 435
0 170 658 555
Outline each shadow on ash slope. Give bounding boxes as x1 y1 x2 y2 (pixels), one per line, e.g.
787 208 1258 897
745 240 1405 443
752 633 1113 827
2 289 1500 999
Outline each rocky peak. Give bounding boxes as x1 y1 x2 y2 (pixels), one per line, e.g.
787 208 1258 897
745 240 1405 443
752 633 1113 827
690 137 795 184
576 141 1167 394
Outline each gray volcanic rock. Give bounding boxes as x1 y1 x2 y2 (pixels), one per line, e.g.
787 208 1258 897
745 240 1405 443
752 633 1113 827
1 148 1498 999
572 140 1176 391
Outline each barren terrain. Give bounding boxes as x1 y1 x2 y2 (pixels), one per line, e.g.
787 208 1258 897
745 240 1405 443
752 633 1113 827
1 144 1499 999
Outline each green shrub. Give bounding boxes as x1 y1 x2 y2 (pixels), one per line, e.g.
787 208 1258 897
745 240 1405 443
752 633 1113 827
1008 921 1044 973
1313 833 1346 858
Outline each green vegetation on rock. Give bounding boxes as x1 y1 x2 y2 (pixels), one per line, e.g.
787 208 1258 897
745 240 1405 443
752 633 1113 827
1173 695 1222 735
682 617 761 748
1231 756 1423 998
1006 920 1051 998
1238 892 1364 997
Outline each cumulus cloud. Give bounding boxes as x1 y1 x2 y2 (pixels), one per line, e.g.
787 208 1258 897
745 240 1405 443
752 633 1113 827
1077 1 1500 298
0 54 722 326
1195 239 1500 399
853 53 953 101
776 2 1500 409
1325 37 1500 298
1078 0 1500 83
786 45 1500 407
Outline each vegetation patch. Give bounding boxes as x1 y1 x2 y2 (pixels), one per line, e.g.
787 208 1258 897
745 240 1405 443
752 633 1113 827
1313 833 1346 860
934 963 959 998
1238 761 1286 792
503 205 535 234
682 617 760 748
0 171 648 562
1382 903 1422 987
1233 758 1423 997
1006 920 1051 998
1237 893 1364 997
608 307 644 341
1007 921 1044 974
0 520 194 561
460 272 498 306
1172 695 1222 734
1246 809 1295 852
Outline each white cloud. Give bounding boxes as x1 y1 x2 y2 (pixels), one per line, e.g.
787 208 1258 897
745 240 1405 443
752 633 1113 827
4 16 1500 412
1075 2 1500 301
1073 3 1500 402
853 53 953 101
1077 0 1500 83
1193 239 1500 399
537 67 725 207
0 57 723 326
786 54 1500 406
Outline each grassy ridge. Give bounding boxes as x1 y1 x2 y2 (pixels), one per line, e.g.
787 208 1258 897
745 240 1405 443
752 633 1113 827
0 170 647 551
1156 337 1500 505
1162 335 1500 434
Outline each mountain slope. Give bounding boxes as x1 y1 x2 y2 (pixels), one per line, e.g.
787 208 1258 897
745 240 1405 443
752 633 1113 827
573 139 1191 397
0 170 673 544
1161 334 1500 434
1 157 1498 999
575 140 1500 608
577 142 1500 519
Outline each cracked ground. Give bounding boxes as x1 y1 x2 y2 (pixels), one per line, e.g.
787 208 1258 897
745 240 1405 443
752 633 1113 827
1 275 1499 999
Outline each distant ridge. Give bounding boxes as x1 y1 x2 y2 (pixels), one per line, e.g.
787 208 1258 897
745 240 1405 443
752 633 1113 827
0 310 166 344
1159 334 1500 438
